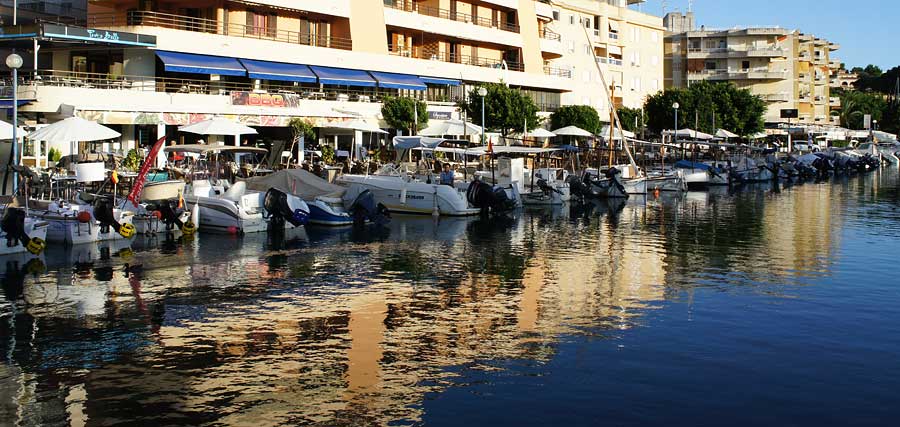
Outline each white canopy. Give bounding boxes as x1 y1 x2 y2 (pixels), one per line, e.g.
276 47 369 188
599 125 636 139
178 117 258 137
666 128 715 140
0 120 26 140
552 125 594 137
528 128 557 138
419 119 483 136
27 117 120 142
325 120 388 134
715 128 739 139
749 132 768 139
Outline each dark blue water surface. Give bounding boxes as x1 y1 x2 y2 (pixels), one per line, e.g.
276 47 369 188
2 169 899 426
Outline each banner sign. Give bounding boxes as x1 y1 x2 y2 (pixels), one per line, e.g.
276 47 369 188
231 91 303 108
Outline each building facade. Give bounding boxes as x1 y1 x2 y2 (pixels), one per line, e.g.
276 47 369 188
664 12 841 125
1 0 664 161
539 0 664 118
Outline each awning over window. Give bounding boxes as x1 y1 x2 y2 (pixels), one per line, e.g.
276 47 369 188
608 20 620 32
155 50 246 76
239 59 317 83
420 76 462 86
608 45 623 55
309 66 377 87
0 99 33 109
370 71 426 90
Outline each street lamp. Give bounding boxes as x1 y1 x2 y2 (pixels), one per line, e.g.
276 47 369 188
7 53 23 194
673 102 680 159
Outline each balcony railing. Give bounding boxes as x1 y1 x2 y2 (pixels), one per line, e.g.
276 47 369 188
88 10 353 50
608 32 619 40
543 66 571 78
12 69 460 103
384 0 519 33
540 28 561 41
388 45 524 71
608 58 623 66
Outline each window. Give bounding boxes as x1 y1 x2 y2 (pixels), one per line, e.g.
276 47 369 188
705 61 717 70
552 10 560 21
568 41 575 53
584 44 591 55
246 9 276 37
632 51 640 66
569 15 575 25
584 17 591 29
742 60 750 70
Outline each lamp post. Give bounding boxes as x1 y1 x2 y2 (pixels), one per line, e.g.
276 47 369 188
673 102 680 160
477 87 491 182
7 53 23 195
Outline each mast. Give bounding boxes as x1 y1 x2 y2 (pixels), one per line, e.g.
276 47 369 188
581 26 638 173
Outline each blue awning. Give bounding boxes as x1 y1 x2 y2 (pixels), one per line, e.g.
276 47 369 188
239 59 317 83
0 99 33 109
370 71 426 90
155 50 246 76
309 66 377 87
420 76 461 86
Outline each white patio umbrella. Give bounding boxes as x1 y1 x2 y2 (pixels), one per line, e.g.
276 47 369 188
419 119 483 136
529 128 557 138
27 117 120 142
749 132 768 140
327 120 388 134
0 120 26 140
598 125 635 140
552 125 594 137
669 128 714 140
715 128 739 139
178 117 258 140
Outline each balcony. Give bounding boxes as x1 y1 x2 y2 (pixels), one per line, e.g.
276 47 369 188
88 10 353 50
608 32 620 40
829 96 840 107
388 45 524 72
543 66 572 78
383 1 519 33
540 28 561 41
687 47 728 59
742 46 787 57
539 29 564 58
764 93 790 102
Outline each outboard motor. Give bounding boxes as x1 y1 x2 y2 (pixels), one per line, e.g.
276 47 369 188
264 188 309 228
347 189 390 226
92 196 135 238
537 178 560 195
603 167 628 196
1 208 45 255
156 200 197 235
565 174 596 201
467 179 516 215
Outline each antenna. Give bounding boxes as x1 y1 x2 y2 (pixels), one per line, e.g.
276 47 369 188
662 0 668 14
688 0 694 12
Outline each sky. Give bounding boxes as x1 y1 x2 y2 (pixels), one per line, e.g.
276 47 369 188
631 0 895 70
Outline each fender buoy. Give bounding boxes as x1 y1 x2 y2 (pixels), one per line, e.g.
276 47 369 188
26 237 46 255
181 220 197 235
118 223 136 238
77 211 92 223
152 210 163 220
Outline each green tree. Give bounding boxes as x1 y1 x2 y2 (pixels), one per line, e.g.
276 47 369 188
838 90 886 129
616 106 646 134
854 65 899 94
381 96 428 134
289 118 316 142
549 105 602 134
644 81 765 137
462 83 540 136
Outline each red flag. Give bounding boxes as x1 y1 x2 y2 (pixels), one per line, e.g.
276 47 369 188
487 139 494 154
127 136 166 207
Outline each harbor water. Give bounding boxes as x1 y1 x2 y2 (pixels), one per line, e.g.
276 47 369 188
2 169 899 426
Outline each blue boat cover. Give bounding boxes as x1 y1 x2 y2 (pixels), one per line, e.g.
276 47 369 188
155 50 246 76
370 71 426 90
0 99 32 109
239 59 317 83
674 160 712 170
420 76 462 86
309 66 377 87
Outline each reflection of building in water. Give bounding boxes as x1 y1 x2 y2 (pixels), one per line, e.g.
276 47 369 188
2 209 672 425
761 184 842 274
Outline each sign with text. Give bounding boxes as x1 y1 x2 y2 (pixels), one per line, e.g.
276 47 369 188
428 111 452 120
780 109 799 119
42 23 157 46
231 91 303 109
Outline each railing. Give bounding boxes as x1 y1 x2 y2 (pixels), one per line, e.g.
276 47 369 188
12 69 461 103
88 10 353 50
383 0 519 33
543 66 571 78
608 32 619 40
388 45 524 72
540 28 561 41
608 58 623 66
596 57 608 64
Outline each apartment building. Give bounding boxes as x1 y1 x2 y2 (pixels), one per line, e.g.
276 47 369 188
539 0 664 117
830 68 858 90
1 0 664 159
0 0 87 25
664 12 841 125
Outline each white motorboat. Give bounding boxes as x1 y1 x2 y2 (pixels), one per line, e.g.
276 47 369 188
730 157 774 183
339 164 480 216
29 197 136 245
646 169 687 192
0 207 49 255
582 168 629 198
674 160 729 190
522 168 571 205
165 145 310 234
245 169 354 226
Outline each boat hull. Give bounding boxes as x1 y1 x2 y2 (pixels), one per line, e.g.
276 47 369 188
340 176 480 216
35 208 136 245
0 217 49 255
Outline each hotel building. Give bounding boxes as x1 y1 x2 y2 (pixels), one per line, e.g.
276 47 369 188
0 0 663 164
663 12 841 125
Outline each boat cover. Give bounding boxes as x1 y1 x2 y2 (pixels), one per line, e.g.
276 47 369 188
673 160 712 171
244 169 345 200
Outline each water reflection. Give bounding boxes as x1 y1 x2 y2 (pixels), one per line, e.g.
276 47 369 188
2 170 898 425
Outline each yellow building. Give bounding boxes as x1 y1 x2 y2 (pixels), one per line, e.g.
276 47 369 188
663 12 841 125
